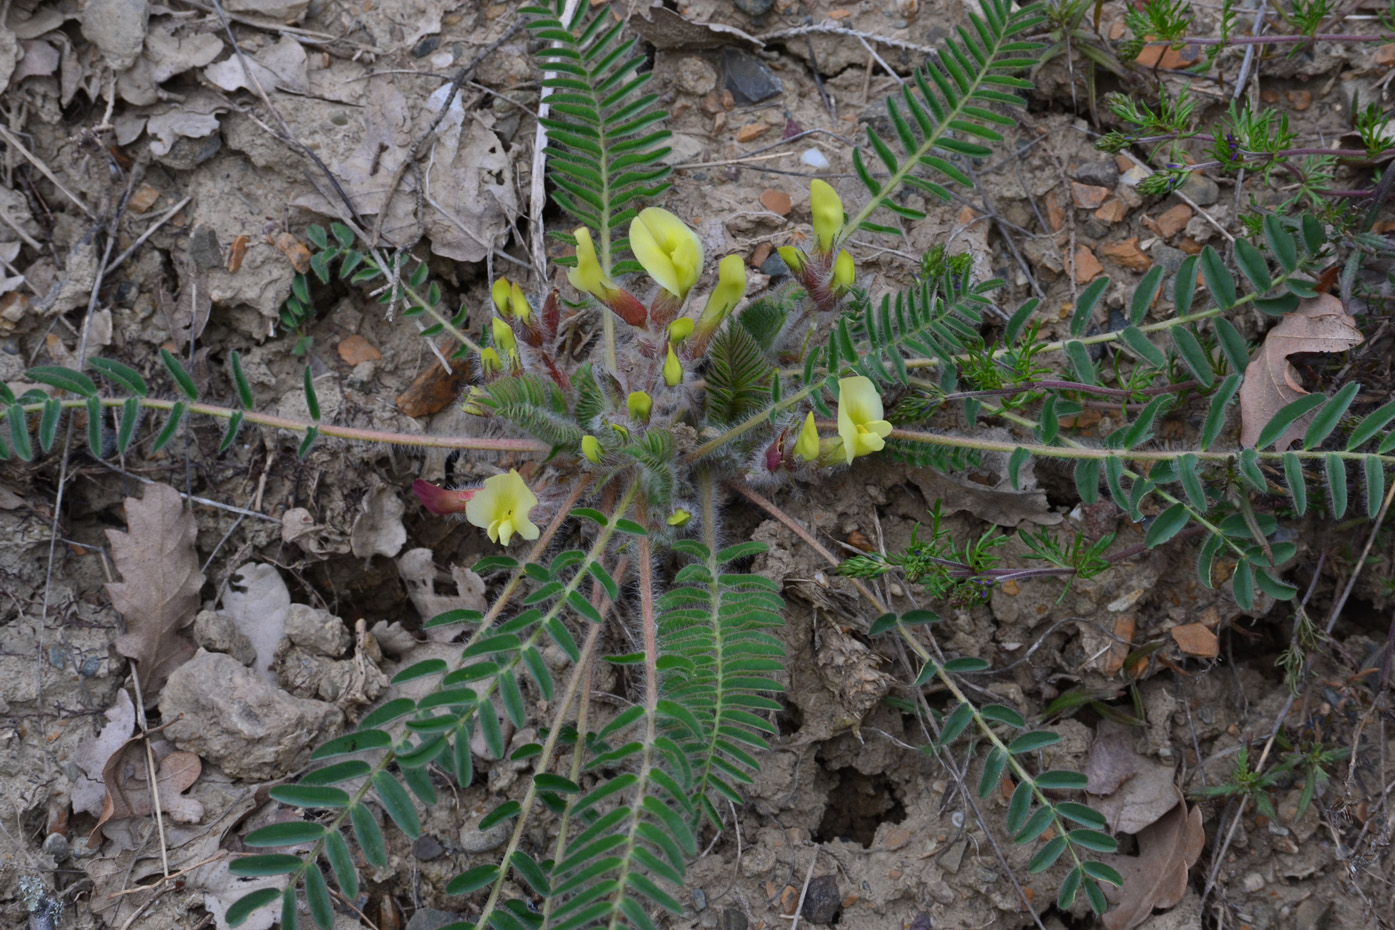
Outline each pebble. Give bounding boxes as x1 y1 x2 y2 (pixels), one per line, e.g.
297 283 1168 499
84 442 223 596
1152 203 1193 239
1100 237 1151 271
800 148 829 169
733 0 774 15
1073 245 1104 284
674 57 718 96
1070 182 1110 210
721 908 747 930
1073 159 1120 188
760 189 792 215
1242 872 1265 893
1094 197 1128 223
1120 165 1150 188
722 46 782 105
1178 172 1220 206
800 875 842 924
736 123 769 143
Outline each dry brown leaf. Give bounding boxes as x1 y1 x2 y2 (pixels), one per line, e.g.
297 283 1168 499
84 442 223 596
107 483 205 700
1088 732 1179 835
1170 622 1219 658
90 742 203 844
1101 788 1205 930
1238 294 1364 450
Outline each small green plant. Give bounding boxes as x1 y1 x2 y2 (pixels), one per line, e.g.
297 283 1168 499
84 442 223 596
1198 747 1286 820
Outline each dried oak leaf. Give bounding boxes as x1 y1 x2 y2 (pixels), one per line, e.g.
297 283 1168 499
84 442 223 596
107 482 205 700
1238 294 1363 450
90 742 203 844
1101 788 1205 930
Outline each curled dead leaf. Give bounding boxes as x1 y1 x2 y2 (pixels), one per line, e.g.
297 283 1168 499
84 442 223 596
91 742 203 844
1101 788 1205 930
1238 294 1363 450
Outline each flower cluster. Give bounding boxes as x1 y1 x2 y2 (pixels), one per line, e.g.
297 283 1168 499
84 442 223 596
414 183 889 547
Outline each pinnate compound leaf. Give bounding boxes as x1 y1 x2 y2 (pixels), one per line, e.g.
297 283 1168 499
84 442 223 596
1238 295 1363 450
106 483 204 698
1101 790 1204 930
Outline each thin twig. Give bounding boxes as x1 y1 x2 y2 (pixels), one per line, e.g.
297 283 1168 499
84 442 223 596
106 195 193 275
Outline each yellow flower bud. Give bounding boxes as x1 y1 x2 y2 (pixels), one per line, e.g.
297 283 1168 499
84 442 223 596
460 386 488 416
668 318 694 344
794 412 820 462
581 434 602 464
627 391 652 423
491 277 511 317
810 179 844 253
696 254 747 338
479 347 503 376
567 227 613 301
777 246 806 276
667 509 692 527
508 281 531 323
832 250 855 291
836 376 893 464
465 469 540 546
491 317 517 360
663 343 682 387
630 207 704 300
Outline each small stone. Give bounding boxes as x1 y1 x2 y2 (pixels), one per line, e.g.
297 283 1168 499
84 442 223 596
337 334 382 366
460 813 512 852
1152 203 1193 239
413 835 446 861
760 189 792 215
800 875 841 925
674 56 718 96
1071 182 1110 210
1377 43 1395 68
1044 189 1065 232
1134 42 1201 69
1178 237 1203 255
761 252 790 278
283 604 351 658
1100 237 1151 271
733 0 774 16
720 908 747 930
1073 245 1104 284
722 47 782 106
1178 172 1219 206
193 610 257 666
751 242 772 267
1120 165 1151 188
129 183 161 214
1093 197 1129 223
736 123 770 143
1242 872 1265 893
1260 87 1281 104
1072 159 1119 188
189 225 223 270
1286 89 1312 111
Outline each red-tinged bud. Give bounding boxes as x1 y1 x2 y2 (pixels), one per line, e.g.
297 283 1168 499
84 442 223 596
413 479 476 515
764 436 784 473
541 287 561 339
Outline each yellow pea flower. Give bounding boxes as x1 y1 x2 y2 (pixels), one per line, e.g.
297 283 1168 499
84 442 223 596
627 391 652 423
581 435 602 464
668 318 694 344
630 207 703 300
479 347 503 377
836 376 892 464
810 179 844 253
695 254 747 340
491 317 517 361
663 344 683 387
777 246 806 276
794 412 820 462
667 509 692 527
832 250 855 291
491 278 531 323
465 469 540 546
567 227 615 301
